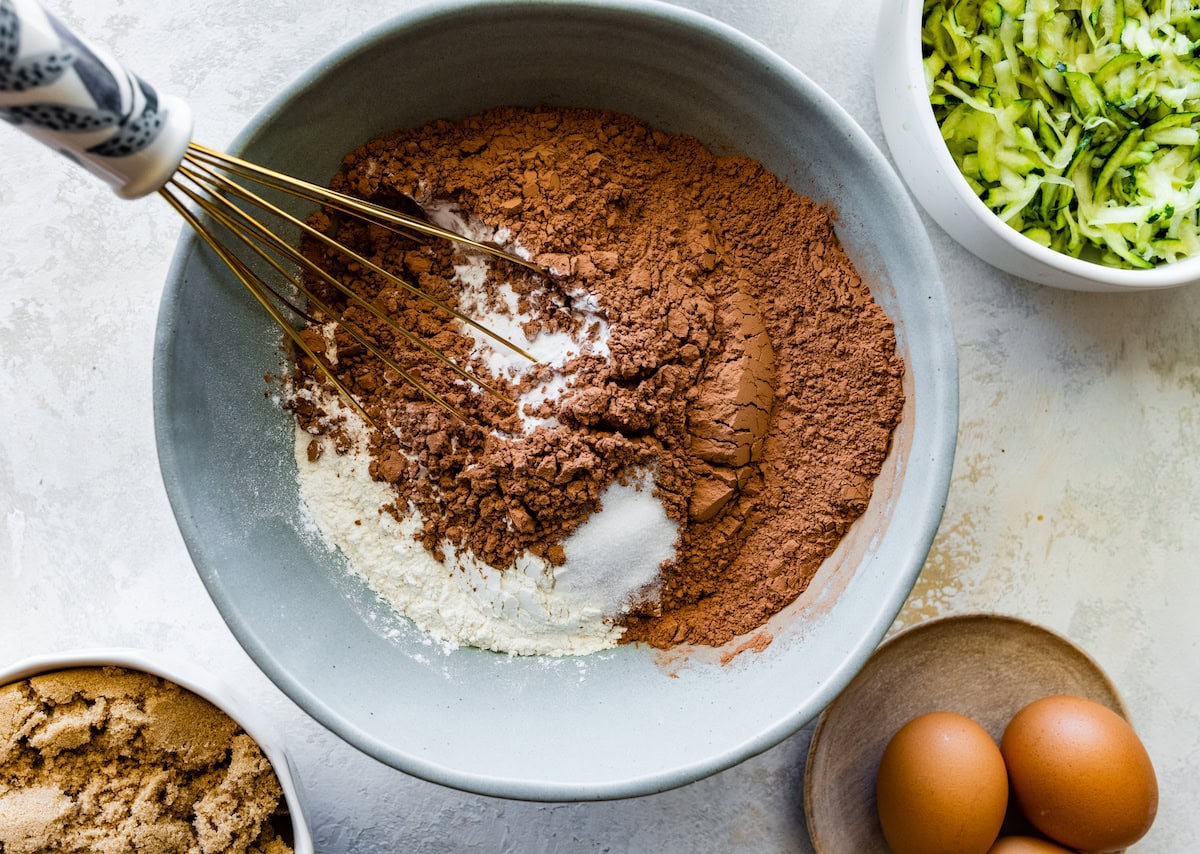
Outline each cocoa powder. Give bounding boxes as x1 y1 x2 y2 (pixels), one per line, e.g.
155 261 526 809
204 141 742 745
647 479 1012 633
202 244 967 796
289 106 904 650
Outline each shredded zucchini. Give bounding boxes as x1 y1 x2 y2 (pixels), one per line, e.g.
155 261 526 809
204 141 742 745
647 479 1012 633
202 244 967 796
922 0 1200 268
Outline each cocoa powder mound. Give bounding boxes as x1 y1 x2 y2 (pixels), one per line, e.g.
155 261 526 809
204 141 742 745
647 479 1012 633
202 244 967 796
289 106 904 649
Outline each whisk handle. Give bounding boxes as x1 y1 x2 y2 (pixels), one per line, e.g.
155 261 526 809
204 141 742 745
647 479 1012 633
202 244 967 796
0 0 192 198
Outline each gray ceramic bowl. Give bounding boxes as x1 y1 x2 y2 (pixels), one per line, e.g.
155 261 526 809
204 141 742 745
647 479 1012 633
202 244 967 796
154 0 957 800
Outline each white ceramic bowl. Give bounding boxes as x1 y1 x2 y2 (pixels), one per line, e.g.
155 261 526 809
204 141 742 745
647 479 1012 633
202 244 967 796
0 649 312 853
154 0 957 800
875 0 1200 291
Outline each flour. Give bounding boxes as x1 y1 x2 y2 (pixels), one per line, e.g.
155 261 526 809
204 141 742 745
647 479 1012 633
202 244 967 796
293 413 676 656
428 202 610 433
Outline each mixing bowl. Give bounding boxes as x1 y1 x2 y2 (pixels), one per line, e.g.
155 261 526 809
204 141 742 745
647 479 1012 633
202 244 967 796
154 0 957 800
876 0 1200 292
0 648 312 852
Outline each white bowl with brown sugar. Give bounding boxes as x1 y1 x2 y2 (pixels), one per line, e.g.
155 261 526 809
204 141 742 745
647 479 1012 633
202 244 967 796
0 649 311 853
153 0 958 799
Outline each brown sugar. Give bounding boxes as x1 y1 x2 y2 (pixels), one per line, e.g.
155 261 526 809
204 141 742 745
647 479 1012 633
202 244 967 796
289 106 905 650
0 666 293 853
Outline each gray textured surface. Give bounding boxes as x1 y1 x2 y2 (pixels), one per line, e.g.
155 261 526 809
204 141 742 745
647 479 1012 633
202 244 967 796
1 0 1197 850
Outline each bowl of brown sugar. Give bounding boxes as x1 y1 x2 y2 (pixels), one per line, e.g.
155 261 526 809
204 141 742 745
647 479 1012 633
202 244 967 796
0 649 310 852
154 0 957 799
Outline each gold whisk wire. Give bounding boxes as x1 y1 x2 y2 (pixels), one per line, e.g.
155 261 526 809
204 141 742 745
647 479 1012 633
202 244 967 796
157 142 540 425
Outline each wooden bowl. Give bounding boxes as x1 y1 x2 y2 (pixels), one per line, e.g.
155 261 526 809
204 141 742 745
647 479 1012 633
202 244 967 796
804 613 1127 852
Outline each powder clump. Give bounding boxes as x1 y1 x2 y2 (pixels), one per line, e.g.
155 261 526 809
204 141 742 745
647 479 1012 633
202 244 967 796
0 667 293 853
290 105 905 652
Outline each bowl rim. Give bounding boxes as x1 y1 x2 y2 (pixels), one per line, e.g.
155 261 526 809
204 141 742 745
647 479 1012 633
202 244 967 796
891 0 1200 290
154 0 958 800
0 647 313 852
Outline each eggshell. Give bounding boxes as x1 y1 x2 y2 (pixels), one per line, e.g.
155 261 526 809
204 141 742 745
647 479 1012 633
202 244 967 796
1001 695 1157 852
987 836 1075 853
876 711 1008 854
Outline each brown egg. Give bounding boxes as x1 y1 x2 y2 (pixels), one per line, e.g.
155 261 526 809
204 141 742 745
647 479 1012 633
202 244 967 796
876 711 1009 854
987 836 1075 853
1001 695 1158 852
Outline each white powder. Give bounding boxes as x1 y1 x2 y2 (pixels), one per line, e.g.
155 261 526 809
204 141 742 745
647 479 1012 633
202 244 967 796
428 203 610 433
294 418 676 656
292 215 677 655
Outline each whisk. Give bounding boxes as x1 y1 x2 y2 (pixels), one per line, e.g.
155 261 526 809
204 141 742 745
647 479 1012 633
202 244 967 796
0 0 539 423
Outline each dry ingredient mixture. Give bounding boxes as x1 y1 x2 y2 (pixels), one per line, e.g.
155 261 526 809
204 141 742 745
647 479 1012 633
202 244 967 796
0 667 293 853
289 106 905 655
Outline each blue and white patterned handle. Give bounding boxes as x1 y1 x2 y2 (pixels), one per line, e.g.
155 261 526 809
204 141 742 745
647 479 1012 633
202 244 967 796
0 0 192 198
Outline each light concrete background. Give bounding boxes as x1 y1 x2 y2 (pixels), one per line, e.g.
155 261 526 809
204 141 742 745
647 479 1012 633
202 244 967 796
1 0 1197 850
